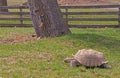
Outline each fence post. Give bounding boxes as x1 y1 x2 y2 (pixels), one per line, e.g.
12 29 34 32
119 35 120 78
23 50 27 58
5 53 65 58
118 7 120 27
65 7 68 25
19 6 23 25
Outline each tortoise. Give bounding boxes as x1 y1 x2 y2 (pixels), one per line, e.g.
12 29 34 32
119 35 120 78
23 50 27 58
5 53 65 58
64 49 111 68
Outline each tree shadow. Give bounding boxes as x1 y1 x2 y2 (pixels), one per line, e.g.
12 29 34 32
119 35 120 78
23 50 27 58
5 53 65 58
67 33 120 52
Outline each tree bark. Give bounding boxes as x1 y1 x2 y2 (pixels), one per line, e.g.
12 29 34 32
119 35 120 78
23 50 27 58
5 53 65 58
0 0 8 12
28 0 71 38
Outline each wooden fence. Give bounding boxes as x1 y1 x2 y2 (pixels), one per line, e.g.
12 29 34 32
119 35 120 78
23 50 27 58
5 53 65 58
0 6 31 27
0 5 120 28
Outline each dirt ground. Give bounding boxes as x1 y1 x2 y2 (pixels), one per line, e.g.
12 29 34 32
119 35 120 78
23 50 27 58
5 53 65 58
0 33 37 44
58 0 120 5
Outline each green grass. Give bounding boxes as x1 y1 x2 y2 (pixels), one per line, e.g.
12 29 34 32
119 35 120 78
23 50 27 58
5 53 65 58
0 28 120 78
0 20 32 24
0 1 120 77
7 0 27 6
69 21 118 25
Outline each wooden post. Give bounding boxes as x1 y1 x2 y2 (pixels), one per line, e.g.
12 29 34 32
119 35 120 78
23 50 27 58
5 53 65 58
65 7 68 25
119 8 120 27
0 0 8 12
19 6 23 25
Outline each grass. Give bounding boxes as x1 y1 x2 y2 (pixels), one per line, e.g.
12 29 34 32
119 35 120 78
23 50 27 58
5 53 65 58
0 28 120 78
0 20 32 24
69 21 118 25
7 0 27 6
0 1 120 78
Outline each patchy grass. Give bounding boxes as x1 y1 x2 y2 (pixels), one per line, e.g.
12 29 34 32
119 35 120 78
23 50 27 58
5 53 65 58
0 1 120 77
7 0 27 6
0 28 120 78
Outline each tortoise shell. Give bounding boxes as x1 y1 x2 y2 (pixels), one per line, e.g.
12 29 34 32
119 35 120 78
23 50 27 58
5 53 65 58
74 49 108 67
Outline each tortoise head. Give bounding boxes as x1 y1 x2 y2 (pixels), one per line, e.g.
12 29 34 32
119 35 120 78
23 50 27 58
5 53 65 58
64 58 75 63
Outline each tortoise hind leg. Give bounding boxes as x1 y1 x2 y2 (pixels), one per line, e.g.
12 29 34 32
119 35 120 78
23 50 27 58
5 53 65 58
70 60 82 67
101 63 111 69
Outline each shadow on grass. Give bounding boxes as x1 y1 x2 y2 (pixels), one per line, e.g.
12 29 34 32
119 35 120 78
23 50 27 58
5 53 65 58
67 33 120 51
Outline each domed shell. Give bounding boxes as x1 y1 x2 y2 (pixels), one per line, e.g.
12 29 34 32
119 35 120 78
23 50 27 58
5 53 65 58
74 49 108 67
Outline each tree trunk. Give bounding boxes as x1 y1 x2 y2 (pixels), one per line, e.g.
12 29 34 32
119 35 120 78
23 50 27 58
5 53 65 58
28 0 71 38
0 0 8 12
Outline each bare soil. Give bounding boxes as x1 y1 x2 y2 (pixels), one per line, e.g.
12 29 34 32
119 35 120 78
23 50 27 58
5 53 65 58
0 33 37 44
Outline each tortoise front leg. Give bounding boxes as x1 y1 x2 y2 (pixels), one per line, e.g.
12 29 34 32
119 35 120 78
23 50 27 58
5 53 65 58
101 63 111 69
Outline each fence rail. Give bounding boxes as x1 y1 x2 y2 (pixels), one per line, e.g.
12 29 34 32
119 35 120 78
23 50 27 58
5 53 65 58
0 5 120 28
